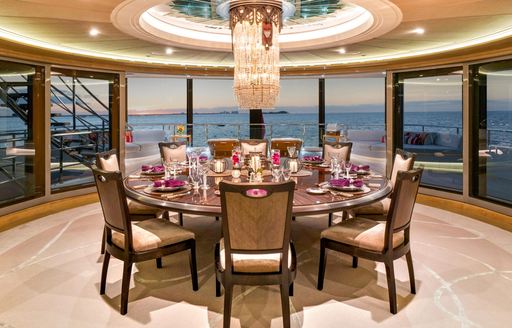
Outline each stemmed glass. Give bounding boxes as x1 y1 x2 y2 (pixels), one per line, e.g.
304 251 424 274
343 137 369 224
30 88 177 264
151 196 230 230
345 162 352 178
281 168 291 181
189 166 201 190
287 146 296 158
272 167 282 182
170 160 180 179
198 160 210 189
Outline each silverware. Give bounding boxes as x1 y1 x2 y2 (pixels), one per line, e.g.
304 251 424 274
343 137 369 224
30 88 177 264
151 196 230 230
161 191 191 199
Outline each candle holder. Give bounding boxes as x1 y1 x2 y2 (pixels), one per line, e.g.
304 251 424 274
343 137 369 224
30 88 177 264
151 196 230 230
211 158 228 174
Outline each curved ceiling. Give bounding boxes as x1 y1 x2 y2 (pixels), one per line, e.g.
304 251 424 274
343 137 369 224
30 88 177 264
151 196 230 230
0 0 512 68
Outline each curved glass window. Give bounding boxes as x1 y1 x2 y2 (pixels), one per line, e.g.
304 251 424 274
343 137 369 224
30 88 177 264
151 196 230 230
470 60 512 205
0 60 45 206
393 68 463 192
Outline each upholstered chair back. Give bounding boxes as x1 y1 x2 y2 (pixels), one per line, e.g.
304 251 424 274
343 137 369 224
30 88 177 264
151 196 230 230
96 149 120 172
323 141 352 163
387 168 423 234
208 139 240 158
92 167 132 242
220 181 295 271
270 138 303 157
390 149 416 188
159 142 187 162
240 139 268 157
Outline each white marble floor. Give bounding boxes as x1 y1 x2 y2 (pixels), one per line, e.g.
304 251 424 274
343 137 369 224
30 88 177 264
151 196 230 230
0 203 511 328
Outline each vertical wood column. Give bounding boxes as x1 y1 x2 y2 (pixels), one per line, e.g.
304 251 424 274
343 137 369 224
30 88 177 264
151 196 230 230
249 109 265 139
386 71 397 178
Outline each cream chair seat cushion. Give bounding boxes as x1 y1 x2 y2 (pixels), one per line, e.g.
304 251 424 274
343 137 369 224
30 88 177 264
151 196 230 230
352 198 391 216
219 238 292 273
321 217 404 252
112 218 194 252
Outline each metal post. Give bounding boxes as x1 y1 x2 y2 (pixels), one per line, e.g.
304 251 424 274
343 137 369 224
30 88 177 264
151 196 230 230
187 79 193 145
319 78 325 147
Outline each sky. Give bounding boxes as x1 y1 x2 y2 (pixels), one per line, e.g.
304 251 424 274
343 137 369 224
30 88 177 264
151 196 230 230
123 73 512 115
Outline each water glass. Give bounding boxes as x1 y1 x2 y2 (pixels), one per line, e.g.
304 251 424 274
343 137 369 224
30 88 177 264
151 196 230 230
272 167 281 182
345 162 352 178
281 168 291 181
287 146 296 158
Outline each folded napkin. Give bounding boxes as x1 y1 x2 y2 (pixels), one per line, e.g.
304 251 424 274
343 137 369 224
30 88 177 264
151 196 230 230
352 165 370 171
303 155 322 162
329 178 364 188
141 165 165 173
154 179 186 188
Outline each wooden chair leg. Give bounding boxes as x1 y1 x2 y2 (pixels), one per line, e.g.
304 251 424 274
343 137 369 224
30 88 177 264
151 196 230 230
352 256 358 268
179 213 184 226
280 281 291 328
120 260 133 315
289 282 294 297
223 283 233 328
384 260 397 314
215 277 222 297
328 213 333 226
317 239 327 290
100 226 106 254
156 257 163 268
406 250 416 294
189 241 199 291
100 251 110 295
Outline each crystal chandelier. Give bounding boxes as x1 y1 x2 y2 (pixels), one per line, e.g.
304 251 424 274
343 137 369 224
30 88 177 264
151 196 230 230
229 1 283 109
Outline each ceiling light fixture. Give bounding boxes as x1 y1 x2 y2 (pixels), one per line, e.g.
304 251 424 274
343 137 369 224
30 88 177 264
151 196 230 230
89 28 100 37
227 0 293 110
338 48 347 54
165 47 174 55
411 27 425 35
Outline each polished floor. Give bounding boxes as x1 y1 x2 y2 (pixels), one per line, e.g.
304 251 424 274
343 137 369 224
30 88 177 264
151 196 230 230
0 203 511 328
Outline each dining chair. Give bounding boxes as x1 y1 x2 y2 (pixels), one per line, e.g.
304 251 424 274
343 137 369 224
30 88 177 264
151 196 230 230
208 139 240 158
159 141 187 163
351 148 416 220
270 138 303 157
317 168 423 314
322 141 352 164
93 167 198 315
239 139 268 157
215 181 297 328
96 149 167 254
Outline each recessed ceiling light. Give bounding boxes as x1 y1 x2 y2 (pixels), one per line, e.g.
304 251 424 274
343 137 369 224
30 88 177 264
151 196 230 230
89 28 100 37
165 47 173 55
337 48 346 54
412 27 425 35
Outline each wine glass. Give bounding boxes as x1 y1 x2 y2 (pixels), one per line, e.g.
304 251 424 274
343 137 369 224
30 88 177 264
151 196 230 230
170 160 180 179
281 168 291 181
345 162 352 178
272 167 281 182
189 166 201 190
287 146 296 158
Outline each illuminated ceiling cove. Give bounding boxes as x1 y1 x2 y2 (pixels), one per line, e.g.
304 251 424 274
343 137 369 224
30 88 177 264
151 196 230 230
0 0 512 68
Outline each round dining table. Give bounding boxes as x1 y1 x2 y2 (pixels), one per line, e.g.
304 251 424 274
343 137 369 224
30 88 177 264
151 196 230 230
124 167 392 217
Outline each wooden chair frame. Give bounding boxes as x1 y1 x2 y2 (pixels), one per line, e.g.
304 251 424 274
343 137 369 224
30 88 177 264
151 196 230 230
208 139 240 158
93 167 198 315
215 181 297 328
270 139 303 158
317 169 423 314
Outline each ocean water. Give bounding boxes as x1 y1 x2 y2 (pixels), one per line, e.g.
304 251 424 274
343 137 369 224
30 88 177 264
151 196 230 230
1 111 511 147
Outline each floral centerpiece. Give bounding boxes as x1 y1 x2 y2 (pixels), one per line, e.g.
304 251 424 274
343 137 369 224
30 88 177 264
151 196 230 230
176 124 186 135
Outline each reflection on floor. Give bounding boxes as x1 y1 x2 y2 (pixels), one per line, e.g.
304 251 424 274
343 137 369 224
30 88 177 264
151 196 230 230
0 203 511 327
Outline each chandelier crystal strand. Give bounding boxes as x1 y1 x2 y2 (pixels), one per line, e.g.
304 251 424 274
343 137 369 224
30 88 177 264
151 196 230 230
231 3 282 109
